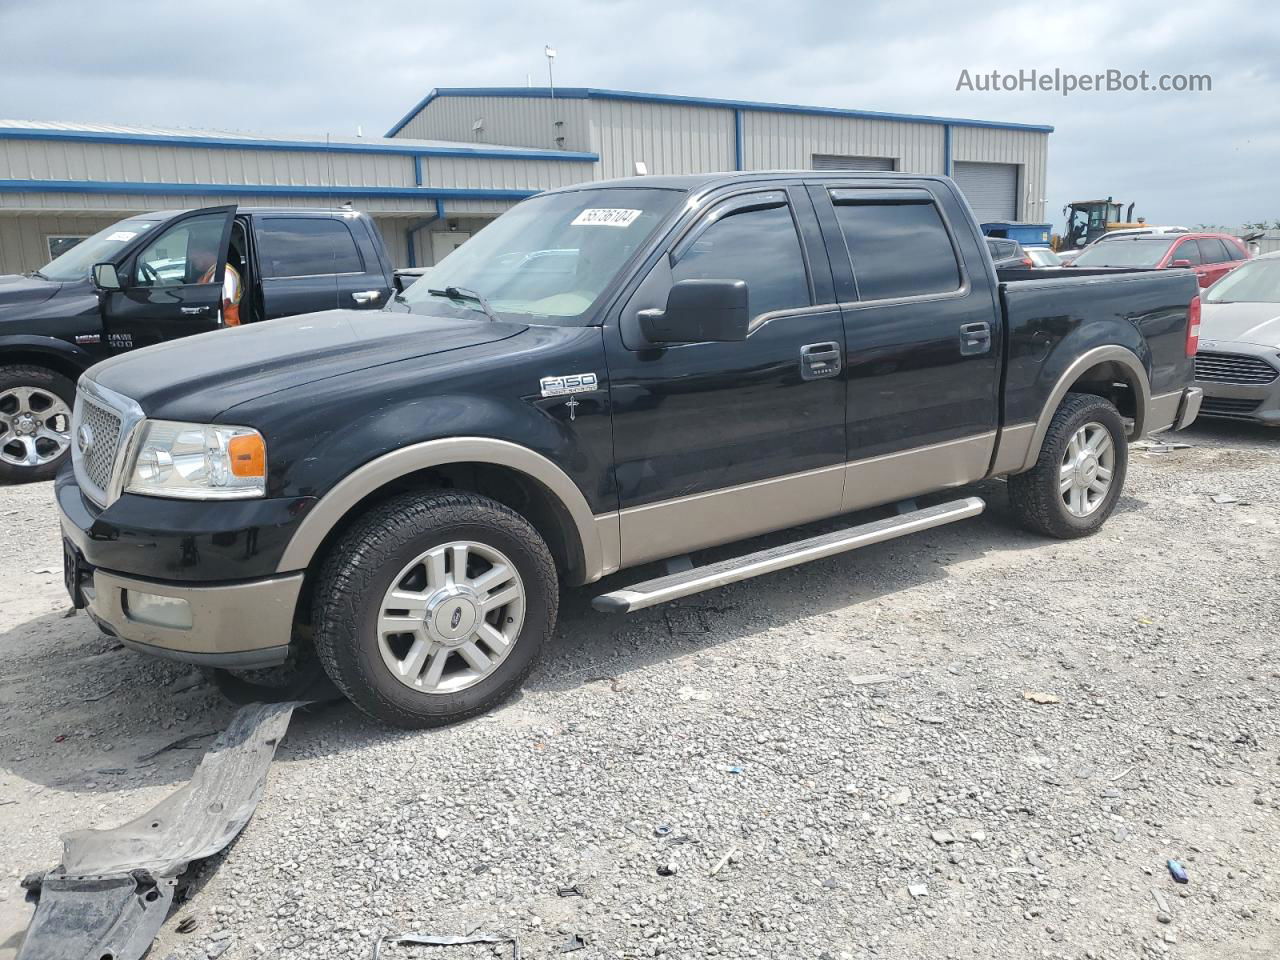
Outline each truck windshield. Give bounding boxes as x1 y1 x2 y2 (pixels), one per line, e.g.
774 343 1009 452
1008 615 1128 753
1204 259 1280 303
399 187 683 323
1072 237 1176 268
36 218 158 282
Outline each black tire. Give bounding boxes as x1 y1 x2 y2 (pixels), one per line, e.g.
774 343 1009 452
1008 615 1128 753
312 489 558 729
1007 392 1129 539
206 645 337 704
0 364 76 484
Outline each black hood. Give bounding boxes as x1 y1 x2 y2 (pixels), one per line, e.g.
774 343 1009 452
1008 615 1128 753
0 273 62 308
89 308 529 418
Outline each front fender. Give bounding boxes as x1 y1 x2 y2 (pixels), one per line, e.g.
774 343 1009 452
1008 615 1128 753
0 333 96 375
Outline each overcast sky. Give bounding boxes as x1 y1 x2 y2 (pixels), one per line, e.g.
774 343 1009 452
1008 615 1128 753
1 0 1274 228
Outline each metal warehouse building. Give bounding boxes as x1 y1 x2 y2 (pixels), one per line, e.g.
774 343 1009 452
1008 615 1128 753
0 87 1051 275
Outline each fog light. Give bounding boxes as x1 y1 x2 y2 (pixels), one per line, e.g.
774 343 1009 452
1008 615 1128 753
125 590 193 629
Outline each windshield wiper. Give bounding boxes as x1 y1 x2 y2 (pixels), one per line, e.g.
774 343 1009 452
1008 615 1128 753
29 269 50 280
427 285 500 323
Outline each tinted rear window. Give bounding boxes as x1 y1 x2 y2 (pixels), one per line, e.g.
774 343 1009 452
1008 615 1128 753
1197 238 1229 263
258 218 363 278
832 199 961 300
1073 237 1176 267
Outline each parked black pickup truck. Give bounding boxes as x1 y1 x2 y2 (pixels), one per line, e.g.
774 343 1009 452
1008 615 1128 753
58 171 1203 727
0 205 394 482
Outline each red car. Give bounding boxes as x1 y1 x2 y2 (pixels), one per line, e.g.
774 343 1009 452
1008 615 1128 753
1069 232 1250 287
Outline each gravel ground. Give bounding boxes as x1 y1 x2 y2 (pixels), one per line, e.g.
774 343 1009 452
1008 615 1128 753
1 419 1278 960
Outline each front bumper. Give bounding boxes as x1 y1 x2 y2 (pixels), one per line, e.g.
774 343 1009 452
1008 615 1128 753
74 561 300 668
1193 341 1280 424
58 466 306 668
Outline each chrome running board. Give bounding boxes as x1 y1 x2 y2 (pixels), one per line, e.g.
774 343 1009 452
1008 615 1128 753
592 496 985 614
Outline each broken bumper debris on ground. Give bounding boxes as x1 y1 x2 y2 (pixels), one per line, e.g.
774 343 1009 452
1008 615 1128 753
1 418 1277 959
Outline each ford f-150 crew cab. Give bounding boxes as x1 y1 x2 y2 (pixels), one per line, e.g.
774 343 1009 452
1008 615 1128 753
0 206 394 483
57 171 1204 728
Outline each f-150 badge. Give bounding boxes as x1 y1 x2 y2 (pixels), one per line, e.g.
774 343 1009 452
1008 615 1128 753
540 373 598 398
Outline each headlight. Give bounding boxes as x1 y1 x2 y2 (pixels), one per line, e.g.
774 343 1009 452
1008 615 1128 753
125 421 267 499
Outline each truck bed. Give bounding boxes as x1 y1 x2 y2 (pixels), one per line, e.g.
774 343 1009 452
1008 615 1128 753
996 267 1200 431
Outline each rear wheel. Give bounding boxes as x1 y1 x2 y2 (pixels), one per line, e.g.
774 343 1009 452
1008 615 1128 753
0 365 75 484
312 490 558 728
1008 392 1128 539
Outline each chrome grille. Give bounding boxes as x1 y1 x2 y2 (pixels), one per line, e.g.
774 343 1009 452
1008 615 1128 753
79 397 122 494
1194 351 1279 385
71 380 145 506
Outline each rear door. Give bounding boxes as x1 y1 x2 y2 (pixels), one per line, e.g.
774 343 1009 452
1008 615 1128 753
605 186 847 566
333 216 393 311
101 206 235 353
1196 237 1234 287
253 215 352 319
811 183 1000 510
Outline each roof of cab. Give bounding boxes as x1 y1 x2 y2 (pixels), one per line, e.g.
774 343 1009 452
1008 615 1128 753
544 169 946 195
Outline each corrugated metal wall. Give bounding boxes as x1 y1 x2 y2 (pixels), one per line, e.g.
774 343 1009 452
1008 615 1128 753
588 100 735 179
951 126 1048 223
0 213 118 275
396 96 592 153
0 189 442 215
0 139 416 189
425 154 592 191
741 112 945 174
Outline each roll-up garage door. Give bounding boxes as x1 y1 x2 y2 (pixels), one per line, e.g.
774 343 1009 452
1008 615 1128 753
951 161 1019 221
812 154 896 171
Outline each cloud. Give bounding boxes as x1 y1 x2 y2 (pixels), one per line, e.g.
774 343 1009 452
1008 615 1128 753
0 0 1273 226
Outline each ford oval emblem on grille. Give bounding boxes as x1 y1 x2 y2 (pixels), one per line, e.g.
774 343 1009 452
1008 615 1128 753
450 607 463 629
77 423 94 455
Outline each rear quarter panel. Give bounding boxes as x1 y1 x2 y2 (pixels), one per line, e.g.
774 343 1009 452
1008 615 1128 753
1000 270 1199 427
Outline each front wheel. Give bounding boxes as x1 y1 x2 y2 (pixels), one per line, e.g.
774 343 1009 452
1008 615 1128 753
0 365 75 484
1007 392 1128 539
312 490 558 728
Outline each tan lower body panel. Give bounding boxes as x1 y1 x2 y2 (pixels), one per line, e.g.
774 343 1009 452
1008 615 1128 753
612 432 997 570
617 463 846 568
841 432 995 513
1146 390 1184 435
87 569 303 658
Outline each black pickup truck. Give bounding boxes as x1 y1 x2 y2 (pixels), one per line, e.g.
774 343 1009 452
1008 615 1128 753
0 206 394 482
57 171 1202 727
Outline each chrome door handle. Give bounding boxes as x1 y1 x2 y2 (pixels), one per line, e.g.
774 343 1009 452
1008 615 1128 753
351 290 382 304
959 321 991 356
800 341 842 380
180 306 211 316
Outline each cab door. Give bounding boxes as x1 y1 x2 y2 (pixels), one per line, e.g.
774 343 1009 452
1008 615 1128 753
809 184 1000 510
604 186 847 567
101 206 235 352
1195 237 1235 287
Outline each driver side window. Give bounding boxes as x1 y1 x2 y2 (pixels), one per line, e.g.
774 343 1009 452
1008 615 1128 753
133 214 225 287
672 204 810 321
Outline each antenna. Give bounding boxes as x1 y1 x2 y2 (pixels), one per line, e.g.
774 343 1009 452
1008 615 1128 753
325 132 336 210
544 45 556 99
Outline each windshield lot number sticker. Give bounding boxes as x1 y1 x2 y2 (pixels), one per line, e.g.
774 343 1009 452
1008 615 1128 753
571 208 641 228
541 373 598 397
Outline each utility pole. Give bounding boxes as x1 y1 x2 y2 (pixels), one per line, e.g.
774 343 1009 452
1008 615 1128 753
545 45 556 99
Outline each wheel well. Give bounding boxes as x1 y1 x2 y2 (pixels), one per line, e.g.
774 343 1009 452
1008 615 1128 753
0 350 85 387
1065 361 1140 434
293 461 585 631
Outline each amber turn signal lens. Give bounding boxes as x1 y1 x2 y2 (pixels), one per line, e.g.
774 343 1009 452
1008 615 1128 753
227 433 266 478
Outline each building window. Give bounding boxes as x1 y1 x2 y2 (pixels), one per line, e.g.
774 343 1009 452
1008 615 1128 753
46 235 89 260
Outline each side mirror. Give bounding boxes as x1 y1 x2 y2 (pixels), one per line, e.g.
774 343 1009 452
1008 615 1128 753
638 279 749 344
1170 259 1193 269
92 262 122 291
